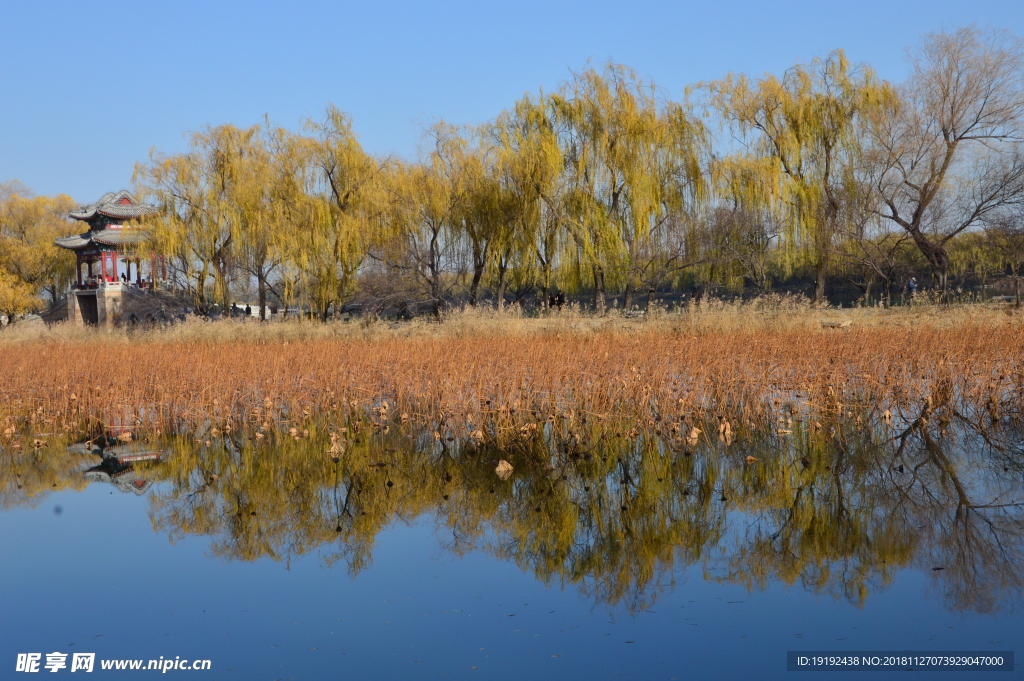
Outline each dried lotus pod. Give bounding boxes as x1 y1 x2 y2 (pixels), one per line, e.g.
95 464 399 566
495 460 514 480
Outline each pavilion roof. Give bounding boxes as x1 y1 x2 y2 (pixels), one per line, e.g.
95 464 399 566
54 227 150 251
68 190 159 222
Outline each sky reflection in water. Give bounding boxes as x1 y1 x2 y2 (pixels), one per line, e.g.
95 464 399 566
1 416 1022 680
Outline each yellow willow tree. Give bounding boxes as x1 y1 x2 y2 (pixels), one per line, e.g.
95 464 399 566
439 123 560 308
710 154 787 292
489 93 564 309
709 51 895 301
139 122 295 316
374 125 470 318
550 63 707 313
0 186 77 319
285 105 384 320
437 124 507 307
137 125 267 311
235 122 292 321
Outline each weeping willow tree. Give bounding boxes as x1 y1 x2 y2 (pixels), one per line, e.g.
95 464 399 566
489 92 565 309
286 105 383 320
359 122 522 312
549 64 708 312
437 125 508 307
136 124 267 311
231 122 290 320
372 124 472 318
707 154 790 292
709 52 895 301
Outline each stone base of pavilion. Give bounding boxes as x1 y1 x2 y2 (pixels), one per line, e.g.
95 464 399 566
66 283 188 327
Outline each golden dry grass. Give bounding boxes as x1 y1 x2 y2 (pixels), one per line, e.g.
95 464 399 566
2 300 1022 440
1 295 1019 345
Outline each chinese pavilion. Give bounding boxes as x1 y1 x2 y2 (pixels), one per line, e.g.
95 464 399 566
54 190 162 326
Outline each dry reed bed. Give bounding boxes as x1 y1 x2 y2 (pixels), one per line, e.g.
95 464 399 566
2 317 1022 440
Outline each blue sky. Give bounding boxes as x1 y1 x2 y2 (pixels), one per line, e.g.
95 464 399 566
2 0 1022 202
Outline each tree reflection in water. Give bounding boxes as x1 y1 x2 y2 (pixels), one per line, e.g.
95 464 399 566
2 410 1021 615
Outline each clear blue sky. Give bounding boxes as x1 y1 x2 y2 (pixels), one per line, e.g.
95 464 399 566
2 0 1022 203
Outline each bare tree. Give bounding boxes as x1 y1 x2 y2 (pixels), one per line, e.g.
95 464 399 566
866 27 1024 295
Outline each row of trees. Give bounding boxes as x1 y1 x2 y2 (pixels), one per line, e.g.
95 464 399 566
3 27 1024 321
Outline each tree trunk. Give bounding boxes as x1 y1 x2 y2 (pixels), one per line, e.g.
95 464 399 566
906 228 950 299
644 288 655 311
195 268 208 314
495 265 508 312
593 265 606 315
538 255 552 312
258 276 267 321
469 265 484 307
431 270 442 319
429 229 443 320
814 261 827 303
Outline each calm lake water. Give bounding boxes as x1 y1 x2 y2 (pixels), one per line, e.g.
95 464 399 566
1 415 1021 679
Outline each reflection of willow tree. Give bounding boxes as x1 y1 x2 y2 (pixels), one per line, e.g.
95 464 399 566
147 416 728 611
713 421 917 605
151 429 386 570
15 410 1007 614
470 430 725 611
713 410 1023 613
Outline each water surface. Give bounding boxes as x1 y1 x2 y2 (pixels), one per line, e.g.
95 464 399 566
2 415 1021 679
